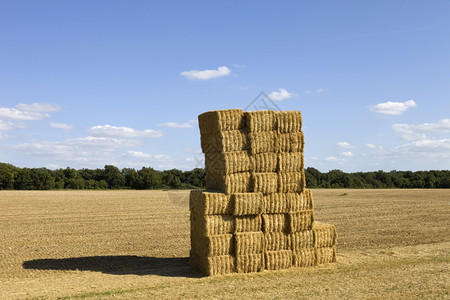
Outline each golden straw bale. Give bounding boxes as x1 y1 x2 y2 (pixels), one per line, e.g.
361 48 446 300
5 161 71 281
248 131 278 154
252 172 278 194
198 109 245 135
278 152 304 173
263 193 289 214
205 172 251 194
290 230 314 250
205 151 251 175
276 111 302 133
293 248 316 267
189 190 232 215
235 215 262 233
262 213 288 233
190 251 236 276
277 132 304 153
250 152 278 173
191 234 234 257
316 246 337 265
287 191 313 212
236 253 265 273
278 172 306 193
264 232 291 251
288 210 314 233
234 232 264 255
201 130 249 154
190 213 234 236
245 110 276 132
264 250 293 270
313 222 337 248
231 193 264 216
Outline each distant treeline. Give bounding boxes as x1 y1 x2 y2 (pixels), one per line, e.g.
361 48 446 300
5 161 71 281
0 162 449 190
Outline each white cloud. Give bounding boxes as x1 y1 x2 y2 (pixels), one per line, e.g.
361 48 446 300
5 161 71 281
88 125 162 138
339 151 354 157
127 151 151 158
232 64 247 68
392 139 450 159
370 100 417 115
157 120 197 128
0 107 50 120
50 122 73 130
324 156 338 161
304 88 324 95
336 141 354 149
393 119 450 140
268 88 297 101
366 144 377 149
181 66 231 80
16 102 61 112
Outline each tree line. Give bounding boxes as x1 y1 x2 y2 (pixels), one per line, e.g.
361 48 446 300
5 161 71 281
0 162 449 190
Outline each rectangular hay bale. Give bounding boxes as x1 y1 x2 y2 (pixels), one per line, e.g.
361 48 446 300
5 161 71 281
231 192 264 216
277 132 304 153
205 172 251 194
264 250 293 270
278 172 305 193
248 131 277 154
236 253 265 273
245 110 276 132
191 233 234 257
290 230 314 250
201 130 248 153
189 190 232 215
287 191 313 212
288 210 314 233
252 172 278 194
262 213 288 233
278 152 304 173
205 151 251 175
235 215 262 233
250 152 278 172
313 222 337 248
235 231 264 255
190 213 234 236
198 109 245 135
264 232 291 251
293 248 316 267
263 193 289 214
190 252 236 276
276 111 302 133
316 246 337 265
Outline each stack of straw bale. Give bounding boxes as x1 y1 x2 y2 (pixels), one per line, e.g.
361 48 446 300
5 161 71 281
190 109 337 276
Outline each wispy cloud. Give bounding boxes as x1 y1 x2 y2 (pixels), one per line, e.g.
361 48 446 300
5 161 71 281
336 141 354 149
268 88 297 101
392 139 450 159
181 66 231 80
0 102 61 121
157 120 197 128
304 88 324 95
16 102 61 112
88 125 162 138
50 122 73 130
324 156 338 161
366 144 377 149
370 100 417 115
393 119 450 140
339 151 354 157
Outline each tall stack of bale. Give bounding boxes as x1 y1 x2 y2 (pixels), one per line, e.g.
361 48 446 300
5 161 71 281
190 109 337 276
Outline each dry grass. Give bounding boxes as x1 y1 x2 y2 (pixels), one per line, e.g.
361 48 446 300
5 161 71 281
1 189 449 299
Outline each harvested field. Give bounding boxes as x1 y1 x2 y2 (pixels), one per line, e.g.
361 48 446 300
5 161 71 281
0 189 449 299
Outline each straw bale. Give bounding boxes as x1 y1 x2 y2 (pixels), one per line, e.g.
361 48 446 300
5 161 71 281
263 193 289 214
191 233 234 257
245 110 276 133
277 132 304 153
313 222 337 248
290 230 314 250
235 215 262 233
206 172 251 194
231 192 264 216
189 190 232 215
252 172 278 194
248 131 277 154
288 210 314 233
264 232 291 251
278 172 305 193
205 151 251 175
190 251 236 276
198 109 245 135
287 191 313 212
264 250 293 270
293 248 316 267
201 130 248 154
278 152 304 173
250 152 278 173
236 253 265 273
191 213 234 236
276 111 302 133
234 232 264 255
262 213 288 233
316 246 337 265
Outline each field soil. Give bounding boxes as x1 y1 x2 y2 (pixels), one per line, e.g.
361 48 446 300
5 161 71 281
0 189 449 299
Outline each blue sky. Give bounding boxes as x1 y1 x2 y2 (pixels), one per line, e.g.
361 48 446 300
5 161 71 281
1 1 449 172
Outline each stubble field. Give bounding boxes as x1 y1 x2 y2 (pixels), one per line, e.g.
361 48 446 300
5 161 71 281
0 189 449 299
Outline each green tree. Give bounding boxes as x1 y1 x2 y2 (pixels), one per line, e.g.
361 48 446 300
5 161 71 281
103 165 125 189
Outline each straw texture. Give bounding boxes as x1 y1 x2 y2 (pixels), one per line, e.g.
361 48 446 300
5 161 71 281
316 246 337 265
236 254 265 273
262 213 288 233
263 193 290 214
235 215 262 233
189 190 232 215
313 222 337 248
235 232 264 255
278 172 306 193
245 110 276 133
293 248 316 267
249 131 278 154
278 152 304 173
276 111 302 133
191 214 234 236
198 109 245 135
206 172 252 194
290 230 314 250
191 233 234 256
277 132 304 153
252 172 278 194
205 151 251 175
201 130 248 153
264 232 291 251
231 193 264 216
251 152 278 173
264 250 293 270
288 210 314 233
